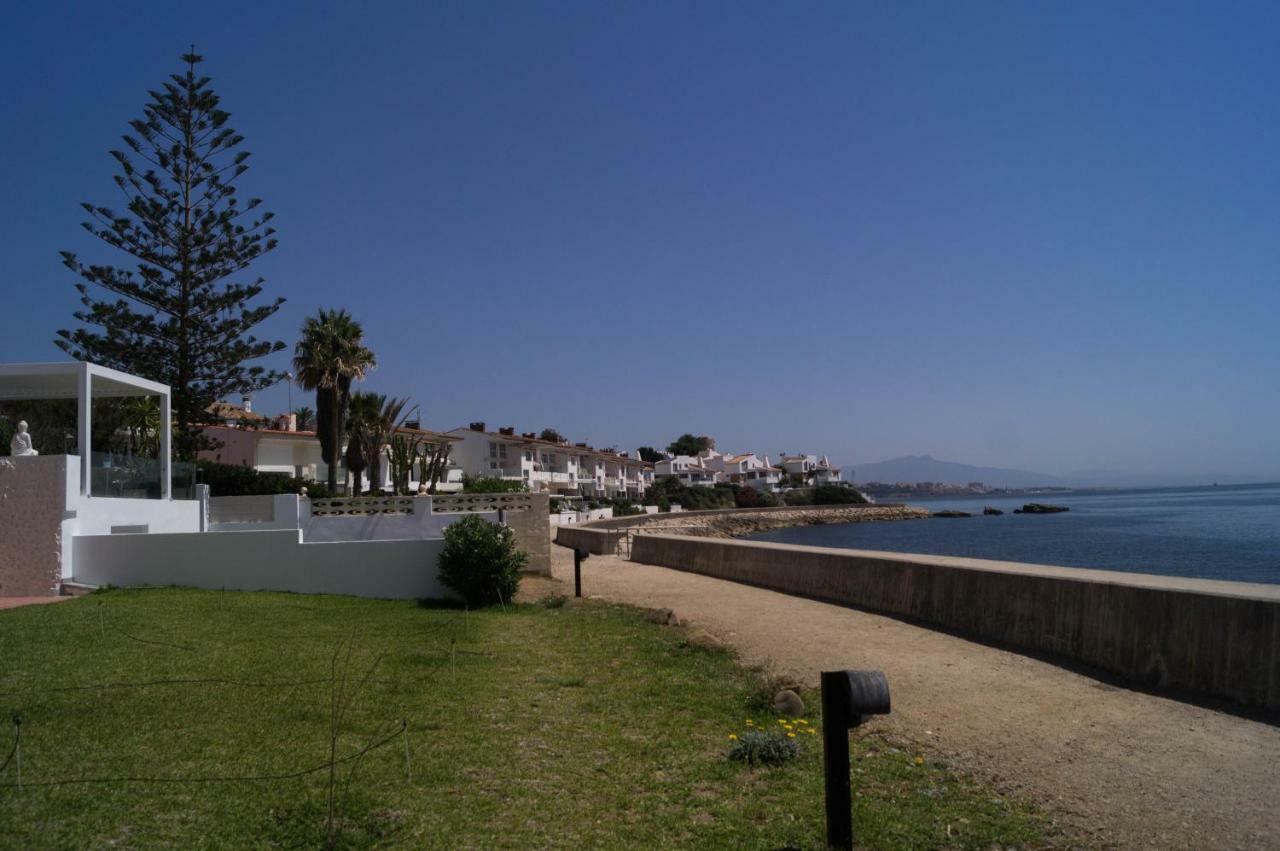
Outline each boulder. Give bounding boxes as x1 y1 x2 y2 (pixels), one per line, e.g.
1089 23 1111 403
773 689 805 717
644 607 677 625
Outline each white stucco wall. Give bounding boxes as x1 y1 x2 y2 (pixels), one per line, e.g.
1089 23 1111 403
73 529 447 599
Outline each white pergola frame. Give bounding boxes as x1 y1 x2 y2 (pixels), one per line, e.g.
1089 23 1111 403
0 362 171 499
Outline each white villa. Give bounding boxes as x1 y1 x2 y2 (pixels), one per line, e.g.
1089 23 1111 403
704 451 784 492
445 423 650 500
779 453 843 487
200 416 466 493
653 453 719 487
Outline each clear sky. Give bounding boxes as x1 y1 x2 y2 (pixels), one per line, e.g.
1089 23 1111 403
2 2 1277 479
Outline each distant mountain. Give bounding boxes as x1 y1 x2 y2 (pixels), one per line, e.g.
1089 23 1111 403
848 455 1067 489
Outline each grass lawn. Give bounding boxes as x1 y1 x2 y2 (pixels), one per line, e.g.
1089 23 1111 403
0 587 1061 849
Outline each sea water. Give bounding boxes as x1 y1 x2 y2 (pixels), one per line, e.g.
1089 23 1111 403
748 483 1280 585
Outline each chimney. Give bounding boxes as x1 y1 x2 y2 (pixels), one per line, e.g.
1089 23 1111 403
404 419 420 431
469 422 486 432
242 395 252 413
522 432 536 440
575 442 587 448
498 427 515 436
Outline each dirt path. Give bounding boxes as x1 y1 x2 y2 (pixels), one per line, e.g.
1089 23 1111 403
545 547 1280 849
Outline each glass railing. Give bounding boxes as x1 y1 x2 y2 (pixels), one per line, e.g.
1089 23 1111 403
87 452 200 499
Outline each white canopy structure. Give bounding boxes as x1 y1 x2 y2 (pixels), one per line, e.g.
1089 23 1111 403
0 362 172 498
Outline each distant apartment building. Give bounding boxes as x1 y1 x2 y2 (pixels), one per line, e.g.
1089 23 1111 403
445 424 650 500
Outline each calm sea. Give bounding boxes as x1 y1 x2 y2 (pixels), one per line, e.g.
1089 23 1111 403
748 483 1280 585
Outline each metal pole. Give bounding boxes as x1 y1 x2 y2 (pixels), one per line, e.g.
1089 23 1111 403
574 549 584 598
821 670 854 849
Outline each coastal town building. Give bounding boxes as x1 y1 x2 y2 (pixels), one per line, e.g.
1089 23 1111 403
654 453 719 487
200 413 465 493
445 424 649 500
779 453 843 487
704 451 784 492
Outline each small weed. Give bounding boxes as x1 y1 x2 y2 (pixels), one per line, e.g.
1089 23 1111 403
538 595 568 609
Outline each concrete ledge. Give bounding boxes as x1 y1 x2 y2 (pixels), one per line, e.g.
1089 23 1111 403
630 534 1280 712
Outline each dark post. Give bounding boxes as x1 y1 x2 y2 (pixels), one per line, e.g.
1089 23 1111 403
821 670 891 850
573 548 588 598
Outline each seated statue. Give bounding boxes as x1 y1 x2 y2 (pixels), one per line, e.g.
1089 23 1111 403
9 421 38 457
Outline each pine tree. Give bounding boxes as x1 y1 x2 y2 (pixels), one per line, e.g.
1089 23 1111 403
56 51 285 461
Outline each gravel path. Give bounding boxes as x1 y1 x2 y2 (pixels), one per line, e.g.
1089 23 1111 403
547 546 1280 849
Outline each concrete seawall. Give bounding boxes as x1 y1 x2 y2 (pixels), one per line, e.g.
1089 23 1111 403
630 534 1280 712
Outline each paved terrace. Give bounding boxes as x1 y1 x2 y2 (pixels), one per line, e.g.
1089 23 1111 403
547 546 1280 850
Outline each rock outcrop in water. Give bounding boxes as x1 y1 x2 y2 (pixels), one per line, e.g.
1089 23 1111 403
983 506 1004 515
1013 503 1070 514
933 510 972 518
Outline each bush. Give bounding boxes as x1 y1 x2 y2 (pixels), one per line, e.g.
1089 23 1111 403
196 460 333 498
607 498 644 517
642 476 734 511
732 485 779 509
437 514 526 606
727 729 801 767
462 475 528 494
783 488 813 506
811 484 867 505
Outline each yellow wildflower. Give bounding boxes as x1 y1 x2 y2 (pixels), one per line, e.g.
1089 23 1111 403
787 732 796 738
796 719 808 725
914 756 924 766
728 734 738 741
745 720 754 726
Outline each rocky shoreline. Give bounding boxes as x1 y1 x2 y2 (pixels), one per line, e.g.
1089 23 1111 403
632 504 929 539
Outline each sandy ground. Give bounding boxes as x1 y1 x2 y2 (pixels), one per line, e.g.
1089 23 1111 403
533 547 1280 849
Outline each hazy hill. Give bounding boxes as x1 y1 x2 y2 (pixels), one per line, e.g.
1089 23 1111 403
848 455 1067 488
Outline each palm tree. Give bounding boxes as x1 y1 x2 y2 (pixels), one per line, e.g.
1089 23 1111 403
292 406 315 431
347 392 410 494
292 309 376 494
344 391 381 495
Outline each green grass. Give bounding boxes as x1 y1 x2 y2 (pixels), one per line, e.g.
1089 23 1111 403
0 588 1062 849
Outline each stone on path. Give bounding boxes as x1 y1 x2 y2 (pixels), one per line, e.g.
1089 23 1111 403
773 689 805 717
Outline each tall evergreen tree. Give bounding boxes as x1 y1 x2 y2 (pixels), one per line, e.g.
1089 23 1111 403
56 51 285 461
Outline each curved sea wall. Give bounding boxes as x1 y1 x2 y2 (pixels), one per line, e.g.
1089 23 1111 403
629 534 1280 712
554 504 927 554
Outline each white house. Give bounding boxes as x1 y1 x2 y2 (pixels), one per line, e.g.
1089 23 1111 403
705 451 783 492
445 424 649 500
654 454 720 487
200 421 465 493
779 453 843 487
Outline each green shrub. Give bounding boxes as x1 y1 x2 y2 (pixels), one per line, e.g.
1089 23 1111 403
642 476 734 511
462 475 528 493
732 485 779 509
727 729 801 767
196 460 333 498
812 484 867 505
608 498 644 517
783 488 813 506
437 514 526 606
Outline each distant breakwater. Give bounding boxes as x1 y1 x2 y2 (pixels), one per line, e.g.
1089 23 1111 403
632 504 929 539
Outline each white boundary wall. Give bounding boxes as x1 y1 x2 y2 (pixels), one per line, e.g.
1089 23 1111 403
74 529 446 599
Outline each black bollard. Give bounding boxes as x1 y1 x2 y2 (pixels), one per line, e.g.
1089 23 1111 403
821 670 891 849
574 549 588 598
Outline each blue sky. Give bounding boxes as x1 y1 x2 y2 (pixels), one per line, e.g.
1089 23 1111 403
2 2 1277 479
